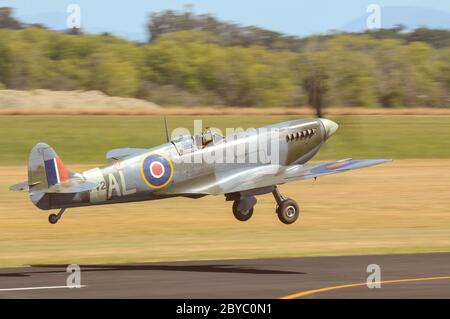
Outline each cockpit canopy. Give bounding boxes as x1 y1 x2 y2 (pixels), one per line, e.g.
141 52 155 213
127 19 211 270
172 128 225 155
200 128 224 147
171 135 196 155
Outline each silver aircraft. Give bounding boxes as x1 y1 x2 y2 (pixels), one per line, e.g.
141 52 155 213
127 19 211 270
10 118 390 225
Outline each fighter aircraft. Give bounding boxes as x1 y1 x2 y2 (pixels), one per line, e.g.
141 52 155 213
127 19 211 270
10 118 390 225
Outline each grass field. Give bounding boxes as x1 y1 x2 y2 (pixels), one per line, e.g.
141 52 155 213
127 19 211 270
0 115 449 165
0 115 449 267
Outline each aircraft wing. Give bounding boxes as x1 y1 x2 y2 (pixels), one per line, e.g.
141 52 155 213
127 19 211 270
282 158 392 180
227 159 391 194
106 148 148 161
163 159 391 195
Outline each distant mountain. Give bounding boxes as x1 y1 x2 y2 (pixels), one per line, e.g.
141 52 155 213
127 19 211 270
343 6 450 32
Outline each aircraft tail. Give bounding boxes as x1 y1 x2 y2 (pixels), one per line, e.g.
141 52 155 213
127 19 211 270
28 143 72 191
9 143 73 193
10 143 99 210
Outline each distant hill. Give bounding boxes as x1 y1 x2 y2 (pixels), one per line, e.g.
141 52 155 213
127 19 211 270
0 90 160 114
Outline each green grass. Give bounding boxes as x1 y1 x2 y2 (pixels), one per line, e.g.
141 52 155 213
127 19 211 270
0 115 449 165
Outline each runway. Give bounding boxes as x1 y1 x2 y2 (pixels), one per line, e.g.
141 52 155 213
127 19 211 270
0 253 449 298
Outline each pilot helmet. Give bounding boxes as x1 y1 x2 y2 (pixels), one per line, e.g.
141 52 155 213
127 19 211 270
203 128 213 144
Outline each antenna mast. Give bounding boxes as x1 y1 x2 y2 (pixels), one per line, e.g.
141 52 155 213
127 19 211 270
164 116 170 143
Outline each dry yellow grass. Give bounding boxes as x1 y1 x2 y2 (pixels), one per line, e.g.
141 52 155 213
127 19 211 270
1 160 449 267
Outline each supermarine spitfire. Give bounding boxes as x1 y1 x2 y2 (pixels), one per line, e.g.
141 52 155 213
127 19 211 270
10 118 390 225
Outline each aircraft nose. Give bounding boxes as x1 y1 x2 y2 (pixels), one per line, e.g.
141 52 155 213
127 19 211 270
320 119 339 139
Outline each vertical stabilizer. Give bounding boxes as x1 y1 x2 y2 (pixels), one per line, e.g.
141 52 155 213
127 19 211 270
28 143 71 193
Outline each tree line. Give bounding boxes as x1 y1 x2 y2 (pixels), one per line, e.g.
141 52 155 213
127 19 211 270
148 10 450 50
0 7 449 109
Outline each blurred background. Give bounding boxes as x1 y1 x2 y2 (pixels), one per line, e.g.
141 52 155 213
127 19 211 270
0 1 449 110
0 1 449 267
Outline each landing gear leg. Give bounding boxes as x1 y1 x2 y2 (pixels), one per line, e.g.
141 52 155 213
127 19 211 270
48 208 66 224
272 187 284 206
272 187 300 225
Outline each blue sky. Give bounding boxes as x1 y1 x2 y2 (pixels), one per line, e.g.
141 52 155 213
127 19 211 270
2 0 449 40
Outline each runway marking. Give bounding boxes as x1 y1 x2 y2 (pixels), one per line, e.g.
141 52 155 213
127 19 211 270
280 275 450 299
0 285 86 292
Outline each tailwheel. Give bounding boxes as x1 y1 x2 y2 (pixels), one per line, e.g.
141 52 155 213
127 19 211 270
276 198 300 225
48 214 59 224
48 208 66 224
232 201 254 222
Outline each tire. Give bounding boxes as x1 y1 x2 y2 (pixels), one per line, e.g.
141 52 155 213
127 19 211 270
277 198 299 224
232 201 254 222
48 214 59 224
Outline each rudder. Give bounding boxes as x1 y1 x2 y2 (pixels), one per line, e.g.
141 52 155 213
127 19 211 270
28 143 71 192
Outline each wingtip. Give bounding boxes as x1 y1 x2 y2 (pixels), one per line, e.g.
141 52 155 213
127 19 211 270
374 159 393 164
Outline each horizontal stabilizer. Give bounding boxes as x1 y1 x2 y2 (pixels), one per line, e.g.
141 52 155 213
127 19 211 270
106 148 148 161
9 181 30 192
45 180 99 194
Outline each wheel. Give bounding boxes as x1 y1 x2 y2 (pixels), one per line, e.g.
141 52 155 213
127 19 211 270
277 198 299 224
232 201 254 222
48 213 59 224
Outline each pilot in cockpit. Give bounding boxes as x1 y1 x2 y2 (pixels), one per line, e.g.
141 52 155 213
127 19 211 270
202 127 214 147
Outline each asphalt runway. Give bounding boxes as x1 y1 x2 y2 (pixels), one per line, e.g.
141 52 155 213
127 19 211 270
0 253 449 298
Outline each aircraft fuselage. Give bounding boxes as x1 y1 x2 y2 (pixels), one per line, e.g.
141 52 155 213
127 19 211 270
33 118 336 210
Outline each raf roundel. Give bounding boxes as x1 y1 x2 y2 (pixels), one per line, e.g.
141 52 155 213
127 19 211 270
141 154 174 189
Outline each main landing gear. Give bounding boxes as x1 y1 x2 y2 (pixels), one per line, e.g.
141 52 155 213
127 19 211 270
272 187 300 225
229 186 300 224
232 197 256 221
48 208 66 224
